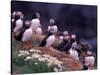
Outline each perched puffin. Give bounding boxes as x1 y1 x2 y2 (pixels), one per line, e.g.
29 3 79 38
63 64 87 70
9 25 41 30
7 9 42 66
11 11 17 30
13 17 33 49
70 34 77 44
22 26 33 49
30 12 41 34
13 18 23 33
58 31 70 51
12 11 24 41
12 11 23 33
70 34 78 49
47 19 58 34
61 34 78 53
84 51 95 70
69 43 79 61
39 32 56 49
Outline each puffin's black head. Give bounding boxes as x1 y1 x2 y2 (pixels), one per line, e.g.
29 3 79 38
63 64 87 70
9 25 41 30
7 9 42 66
14 15 20 20
71 34 76 42
50 19 55 25
13 11 23 20
47 32 54 36
32 12 40 19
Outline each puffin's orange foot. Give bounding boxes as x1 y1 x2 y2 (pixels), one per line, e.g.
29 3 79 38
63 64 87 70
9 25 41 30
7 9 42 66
22 42 32 49
28 43 32 49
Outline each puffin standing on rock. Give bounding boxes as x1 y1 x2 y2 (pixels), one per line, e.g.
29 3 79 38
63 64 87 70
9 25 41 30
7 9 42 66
30 12 41 34
39 19 58 50
12 11 25 41
22 21 33 49
84 51 95 70
12 11 33 49
12 11 24 38
47 19 58 34
69 43 79 61
62 34 77 53
39 32 56 50
58 31 70 51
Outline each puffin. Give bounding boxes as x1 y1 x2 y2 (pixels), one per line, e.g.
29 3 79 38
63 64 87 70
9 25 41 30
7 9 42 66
39 32 56 49
13 17 33 49
12 11 23 32
69 42 79 61
30 12 41 34
47 19 58 34
58 31 70 51
22 26 33 49
61 34 78 53
84 50 95 70
12 11 24 41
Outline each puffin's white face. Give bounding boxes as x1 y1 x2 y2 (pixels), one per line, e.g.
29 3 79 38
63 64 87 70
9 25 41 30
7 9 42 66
36 12 40 18
63 31 69 36
50 19 55 24
87 51 92 56
12 11 16 17
71 34 76 39
16 11 23 19
64 36 70 40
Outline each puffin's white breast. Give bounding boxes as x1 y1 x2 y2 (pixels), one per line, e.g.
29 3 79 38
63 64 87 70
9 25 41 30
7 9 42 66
69 48 79 61
14 19 23 33
22 28 33 42
85 56 95 66
45 35 56 47
31 18 41 31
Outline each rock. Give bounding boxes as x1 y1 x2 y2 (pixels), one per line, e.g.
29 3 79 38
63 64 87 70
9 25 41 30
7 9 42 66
38 47 83 70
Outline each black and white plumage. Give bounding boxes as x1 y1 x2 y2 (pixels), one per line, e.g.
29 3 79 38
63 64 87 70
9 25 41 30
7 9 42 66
47 19 58 34
31 18 41 32
22 27 33 42
13 19 23 33
30 12 41 33
47 25 58 34
21 21 33 49
69 48 79 61
85 56 95 66
84 51 95 69
39 32 56 48
45 34 56 47
65 34 77 51
12 11 23 32
57 36 70 51
58 33 78 53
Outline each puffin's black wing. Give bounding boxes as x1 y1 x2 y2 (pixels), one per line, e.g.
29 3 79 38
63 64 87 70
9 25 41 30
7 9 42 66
14 25 26 41
39 36 48 47
39 35 50 47
14 30 24 41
